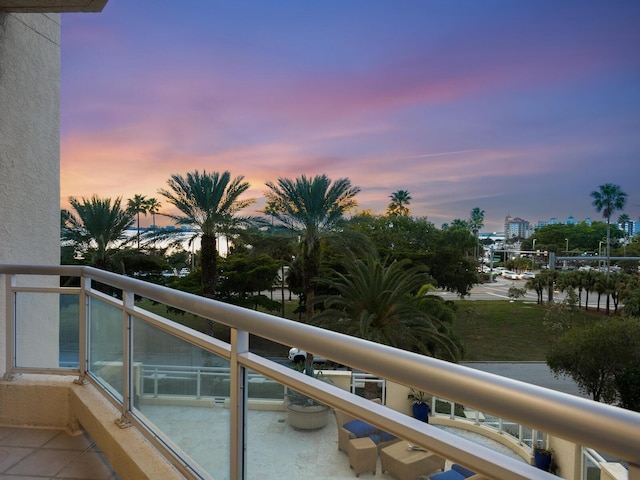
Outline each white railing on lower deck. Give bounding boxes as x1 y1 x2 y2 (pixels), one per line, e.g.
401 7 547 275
2 264 639 480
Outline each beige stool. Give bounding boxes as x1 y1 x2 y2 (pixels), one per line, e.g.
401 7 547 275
347 437 378 477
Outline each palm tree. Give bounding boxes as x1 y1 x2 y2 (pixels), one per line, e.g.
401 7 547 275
158 170 255 300
264 174 360 321
312 254 461 361
469 207 485 260
127 194 149 249
582 269 598 311
525 275 546 305
386 190 412 216
618 213 630 255
145 197 162 248
591 183 628 278
62 195 134 269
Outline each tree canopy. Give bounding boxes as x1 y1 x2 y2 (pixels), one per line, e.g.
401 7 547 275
158 170 255 298
546 318 640 403
312 254 462 361
264 174 360 321
62 195 134 270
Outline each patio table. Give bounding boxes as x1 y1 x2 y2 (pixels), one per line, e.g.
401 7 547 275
380 442 445 480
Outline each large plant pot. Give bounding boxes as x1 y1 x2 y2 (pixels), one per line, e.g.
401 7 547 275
412 402 430 423
534 451 552 472
286 403 330 430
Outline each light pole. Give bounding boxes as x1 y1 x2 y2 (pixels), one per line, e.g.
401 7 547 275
599 241 605 270
565 238 569 253
532 239 537 271
489 246 493 283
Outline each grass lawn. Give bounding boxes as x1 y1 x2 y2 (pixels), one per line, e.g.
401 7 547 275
137 297 606 362
453 300 602 361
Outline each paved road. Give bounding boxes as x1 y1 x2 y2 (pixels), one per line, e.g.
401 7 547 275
461 361 586 398
434 276 586 305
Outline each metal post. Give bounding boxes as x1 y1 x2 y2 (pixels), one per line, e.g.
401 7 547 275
230 328 249 480
4 274 16 379
74 276 89 385
116 290 134 428
489 247 494 283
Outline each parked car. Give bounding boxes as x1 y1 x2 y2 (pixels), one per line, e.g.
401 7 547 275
521 272 536 280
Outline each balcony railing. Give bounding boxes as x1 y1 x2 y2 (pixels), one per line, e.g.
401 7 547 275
2 264 639 480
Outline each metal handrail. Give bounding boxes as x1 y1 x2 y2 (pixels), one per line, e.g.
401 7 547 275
2 264 640 479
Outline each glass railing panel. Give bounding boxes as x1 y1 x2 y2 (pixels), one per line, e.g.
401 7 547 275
88 297 123 400
59 293 80 368
131 316 231 479
584 456 600 480
15 292 66 369
246 374 346 479
247 369 285 401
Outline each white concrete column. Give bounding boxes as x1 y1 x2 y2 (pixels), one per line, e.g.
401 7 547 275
0 12 61 374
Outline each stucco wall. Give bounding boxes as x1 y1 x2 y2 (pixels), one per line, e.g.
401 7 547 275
0 12 61 373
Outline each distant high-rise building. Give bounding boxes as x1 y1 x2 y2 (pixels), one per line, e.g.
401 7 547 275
504 215 531 239
535 216 592 229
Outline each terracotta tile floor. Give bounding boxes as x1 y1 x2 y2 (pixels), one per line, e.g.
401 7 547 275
0 426 119 480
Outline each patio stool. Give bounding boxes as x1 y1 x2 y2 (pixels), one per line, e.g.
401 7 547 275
347 437 378 477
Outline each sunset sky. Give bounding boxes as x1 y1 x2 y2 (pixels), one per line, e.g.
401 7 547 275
60 1 640 232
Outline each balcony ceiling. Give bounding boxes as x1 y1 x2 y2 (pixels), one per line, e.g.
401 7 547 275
0 0 107 12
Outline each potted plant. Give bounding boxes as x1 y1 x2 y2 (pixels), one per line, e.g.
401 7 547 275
285 367 332 430
533 445 553 472
408 389 431 423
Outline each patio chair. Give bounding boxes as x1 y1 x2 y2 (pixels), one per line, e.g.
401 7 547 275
334 398 399 452
425 463 489 480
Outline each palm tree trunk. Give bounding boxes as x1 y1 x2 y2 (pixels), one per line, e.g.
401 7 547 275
302 239 320 322
201 233 218 297
606 219 611 279
585 290 589 311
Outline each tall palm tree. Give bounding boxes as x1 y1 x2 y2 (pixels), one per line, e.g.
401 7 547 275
127 194 149 250
618 213 630 256
145 197 162 248
312 255 461 361
158 170 255 300
591 183 627 278
62 195 134 269
264 174 360 321
469 207 485 259
386 190 412 216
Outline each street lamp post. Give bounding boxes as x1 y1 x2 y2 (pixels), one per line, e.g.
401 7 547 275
599 241 605 270
532 239 537 270
565 238 569 253
489 246 494 283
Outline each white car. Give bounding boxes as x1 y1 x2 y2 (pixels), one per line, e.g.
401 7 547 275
502 271 520 280
288 347 307 363
288 348 328 364
521 272 536 280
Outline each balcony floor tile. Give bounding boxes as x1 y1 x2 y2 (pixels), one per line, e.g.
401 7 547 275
0 428 118 480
